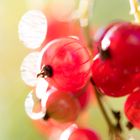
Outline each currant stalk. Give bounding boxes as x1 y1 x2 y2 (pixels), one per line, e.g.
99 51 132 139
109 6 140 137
78 0 93 51
90 79 124 140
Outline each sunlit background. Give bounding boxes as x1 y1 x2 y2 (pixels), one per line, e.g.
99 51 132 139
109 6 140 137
0 0 139 140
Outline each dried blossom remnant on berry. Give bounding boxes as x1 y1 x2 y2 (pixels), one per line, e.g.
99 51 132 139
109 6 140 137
37 65 53 78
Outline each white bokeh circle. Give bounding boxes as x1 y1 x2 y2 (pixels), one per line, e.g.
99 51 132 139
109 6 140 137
18 10 47 49
20 52 40 87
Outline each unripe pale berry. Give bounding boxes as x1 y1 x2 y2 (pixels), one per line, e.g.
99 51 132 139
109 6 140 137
45 90 81 122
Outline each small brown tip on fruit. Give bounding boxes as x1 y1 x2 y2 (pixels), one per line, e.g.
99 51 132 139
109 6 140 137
43 112 50 121
100 49 111 60
37 65 53 78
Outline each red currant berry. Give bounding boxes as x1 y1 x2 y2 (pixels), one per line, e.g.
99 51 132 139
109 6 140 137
45 90 81 122
32 101 72 136
124 91 140 129
68 128 100 140
100 22 140 73
39 37 91 92
91 54 133 97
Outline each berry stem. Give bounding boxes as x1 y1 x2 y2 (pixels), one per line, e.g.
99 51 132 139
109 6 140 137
90 79 113 129
78 0 94 51
82 25 93 51
90 78 124 140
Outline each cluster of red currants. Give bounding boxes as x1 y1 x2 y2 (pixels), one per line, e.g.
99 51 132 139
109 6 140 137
93 21 140 130
19 7 140 139
19 10 100 140
32 36 99 140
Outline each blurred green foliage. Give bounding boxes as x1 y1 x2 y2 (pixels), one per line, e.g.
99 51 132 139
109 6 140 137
0 0 139 140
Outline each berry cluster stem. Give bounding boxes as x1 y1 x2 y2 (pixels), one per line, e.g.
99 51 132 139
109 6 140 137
82 25 93 51
91 79 124 140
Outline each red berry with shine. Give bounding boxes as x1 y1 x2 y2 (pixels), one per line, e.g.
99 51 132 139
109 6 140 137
46 90 81 122
100 22 140 73
40 37 91 92
124 91 140 129
68 128 100 140
32 102 72 136
91 54 133 97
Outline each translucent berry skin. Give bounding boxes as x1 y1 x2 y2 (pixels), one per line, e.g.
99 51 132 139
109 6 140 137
46 90 81 122
124 91 140 129
91 54 133 97
101 22 140 73
68 128 100 140
40 37 91 92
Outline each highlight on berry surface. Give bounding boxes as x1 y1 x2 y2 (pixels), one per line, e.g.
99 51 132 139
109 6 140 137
18 10 47 49
59 124 78 140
